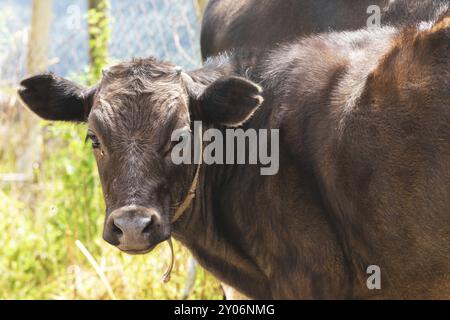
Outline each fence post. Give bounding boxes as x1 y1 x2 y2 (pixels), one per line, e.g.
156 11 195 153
18 0 53 176
27 0 53 74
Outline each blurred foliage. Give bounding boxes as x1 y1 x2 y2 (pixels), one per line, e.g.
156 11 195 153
87 0 111 84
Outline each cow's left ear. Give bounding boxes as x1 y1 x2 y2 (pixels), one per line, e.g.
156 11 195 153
185 75 263 127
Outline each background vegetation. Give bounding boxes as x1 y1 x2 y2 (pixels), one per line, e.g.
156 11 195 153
0 0 223 300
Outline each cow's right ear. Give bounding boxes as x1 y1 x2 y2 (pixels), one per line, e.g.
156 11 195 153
18 73 95 122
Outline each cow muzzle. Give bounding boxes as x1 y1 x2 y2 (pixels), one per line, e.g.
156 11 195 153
103 205 170 254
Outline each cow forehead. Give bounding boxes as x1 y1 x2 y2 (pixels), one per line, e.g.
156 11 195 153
97 74 183 104
91 94 185 129
99 58 181 90
88 87 189 142
88 59 190 136
94 58 183 104
92 77 184 120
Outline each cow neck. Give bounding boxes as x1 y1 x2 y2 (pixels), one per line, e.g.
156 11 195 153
161 123 203 283
171 122 203 224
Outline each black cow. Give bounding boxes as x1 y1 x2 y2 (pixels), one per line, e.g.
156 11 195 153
201 0 450 299
18 8 450 298
201 0 450 59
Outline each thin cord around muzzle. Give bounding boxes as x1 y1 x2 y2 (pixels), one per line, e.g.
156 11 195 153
162 237 174 283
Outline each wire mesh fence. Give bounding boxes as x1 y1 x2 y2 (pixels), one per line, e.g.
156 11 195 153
0 0 203 175
1 0 202 88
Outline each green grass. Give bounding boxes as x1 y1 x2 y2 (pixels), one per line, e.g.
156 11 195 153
0 118 223 300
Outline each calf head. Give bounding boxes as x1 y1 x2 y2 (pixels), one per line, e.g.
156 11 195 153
18 58 263 254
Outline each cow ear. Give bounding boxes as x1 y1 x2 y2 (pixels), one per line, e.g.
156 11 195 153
18 73 95 122
185 75 263 127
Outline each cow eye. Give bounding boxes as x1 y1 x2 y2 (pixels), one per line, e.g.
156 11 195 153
86 133 101 149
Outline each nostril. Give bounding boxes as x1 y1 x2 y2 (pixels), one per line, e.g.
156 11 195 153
112 221 124 236
142 216 154 234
